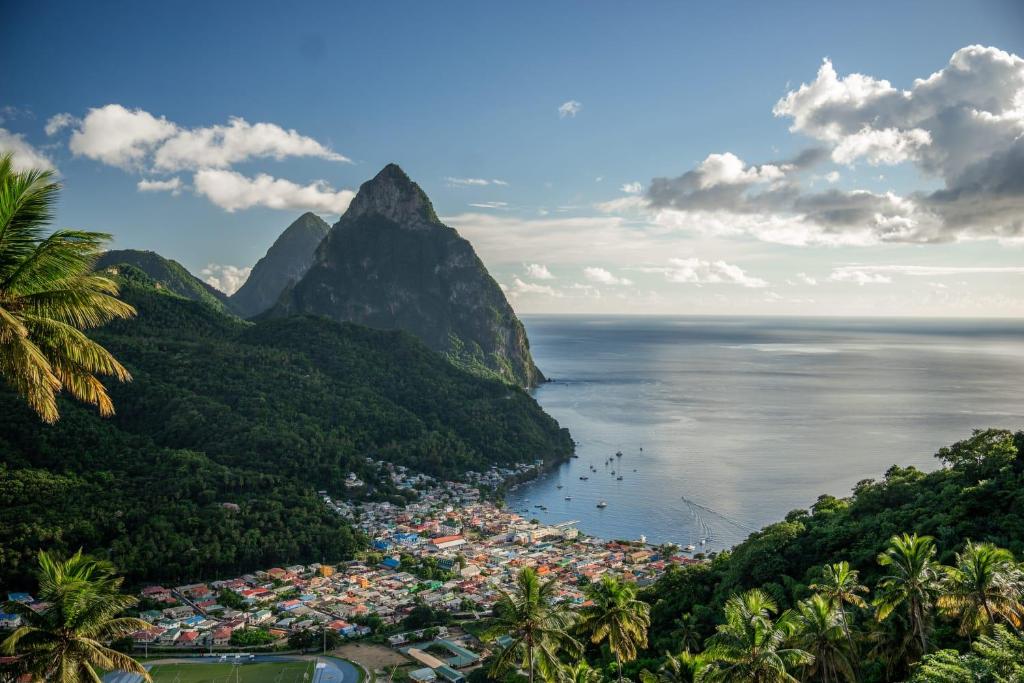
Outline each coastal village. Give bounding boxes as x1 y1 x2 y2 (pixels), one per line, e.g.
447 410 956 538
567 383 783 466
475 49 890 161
4 460 699 682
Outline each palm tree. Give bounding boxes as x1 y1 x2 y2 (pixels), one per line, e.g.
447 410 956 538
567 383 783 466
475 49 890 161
670 613 703 654
486 567 578 683
873 533 942 661
579 575 652 683
789 595 856 683
564 661 604 683
697 589 813 683
1 550 151 682
0 153 135 423
640 651 707 683
810 561 868 666
937 541 1024 636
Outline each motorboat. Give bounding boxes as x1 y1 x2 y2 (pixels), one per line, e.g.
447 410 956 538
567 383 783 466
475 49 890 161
596 501 608 508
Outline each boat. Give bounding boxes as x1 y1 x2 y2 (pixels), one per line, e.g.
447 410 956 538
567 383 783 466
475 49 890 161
616 451 623 457
684 544 696 552
556 485 563 489
580 476 589 480
616 476 623 480
611 470 615 475
596 501 608 508
564 496 572 501
534 504 544 508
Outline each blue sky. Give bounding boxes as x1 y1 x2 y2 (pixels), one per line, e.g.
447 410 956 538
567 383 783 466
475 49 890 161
3 1 1024 315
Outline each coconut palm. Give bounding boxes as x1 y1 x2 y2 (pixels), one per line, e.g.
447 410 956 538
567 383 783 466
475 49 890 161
789 595 856 683
486 567 579 683
810 561 868 668
697 589 813 683
564 661 604 683
0 153 135 423
670 613 703 654
937 541 1024 636
579 575 652 683
1 550 151 683
873 533 942 661
639 651 707 683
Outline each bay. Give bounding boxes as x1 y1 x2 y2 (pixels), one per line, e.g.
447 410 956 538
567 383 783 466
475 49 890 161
507 316 1024 553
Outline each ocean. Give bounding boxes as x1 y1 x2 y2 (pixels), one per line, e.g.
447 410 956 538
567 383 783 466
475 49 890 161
507 316 1024 553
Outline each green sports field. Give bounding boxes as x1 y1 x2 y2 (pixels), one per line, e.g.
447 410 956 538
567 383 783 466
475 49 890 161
145 660 316 683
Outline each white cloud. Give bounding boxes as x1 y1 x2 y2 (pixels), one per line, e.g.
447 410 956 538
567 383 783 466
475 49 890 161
69 104 177 169
67 104 348 172
44 112 79 136
506 277 560 298
828 268 892 285
446 177 508 186
200 264 252 295
648 46 1024 245
824 171 840 183
620 181 643 194
830 264 1024 278
558 100 582 118
137 177 183 195
583 267 632 286
467 201 508 209
696 153 786 188
0 128 55 171
153 117 349 171
525 263 555 280
193 169 356 213
788 272 818 286
831 127 932 166
644 258 768 288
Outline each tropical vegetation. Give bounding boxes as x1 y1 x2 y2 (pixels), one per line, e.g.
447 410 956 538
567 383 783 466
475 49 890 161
0 550 151 682
0 152 135 423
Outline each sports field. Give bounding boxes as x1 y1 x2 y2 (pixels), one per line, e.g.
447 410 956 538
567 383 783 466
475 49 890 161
145 660 316 683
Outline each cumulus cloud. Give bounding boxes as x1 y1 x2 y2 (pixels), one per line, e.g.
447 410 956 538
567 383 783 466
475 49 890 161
69 105 178 169
525 263 555 280
642 258 768 288
506 277 559 298
646 45 1024 245
0 128 55 171
558 100 582 118
201 264 252 295
193 169 355 213
44 112 79 136
67 104 348 172
620 181 643 194
583 267 632 286
137 177 183 195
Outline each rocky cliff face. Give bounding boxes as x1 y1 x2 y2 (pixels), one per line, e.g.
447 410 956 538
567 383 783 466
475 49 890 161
273 164 544 387
230 212 330 318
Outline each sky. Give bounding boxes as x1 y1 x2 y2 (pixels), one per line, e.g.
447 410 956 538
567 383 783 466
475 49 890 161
3 1 1024 316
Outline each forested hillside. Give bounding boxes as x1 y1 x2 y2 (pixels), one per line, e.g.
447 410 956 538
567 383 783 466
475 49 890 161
639 428 1024 682
0 266 573 588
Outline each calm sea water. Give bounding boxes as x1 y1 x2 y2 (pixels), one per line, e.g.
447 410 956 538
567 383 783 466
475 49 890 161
508 316 1024 552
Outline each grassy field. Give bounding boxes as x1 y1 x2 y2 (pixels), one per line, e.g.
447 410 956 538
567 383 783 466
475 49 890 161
145 660 316 683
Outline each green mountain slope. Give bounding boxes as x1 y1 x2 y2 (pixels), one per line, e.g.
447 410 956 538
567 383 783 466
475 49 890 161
0 268 573 587
642 428 1024 680
95 249 235 315
229 212 330 318
272 164 545 388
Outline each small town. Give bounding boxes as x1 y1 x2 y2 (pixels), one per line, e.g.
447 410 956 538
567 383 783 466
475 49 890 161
3 460 701 683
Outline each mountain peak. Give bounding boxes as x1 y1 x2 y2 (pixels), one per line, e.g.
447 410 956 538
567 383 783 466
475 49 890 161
345 163 438 227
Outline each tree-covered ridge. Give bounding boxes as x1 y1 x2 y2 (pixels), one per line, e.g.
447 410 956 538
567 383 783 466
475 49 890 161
0 269 573 588
640 428 1024 682
95 249 235 316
